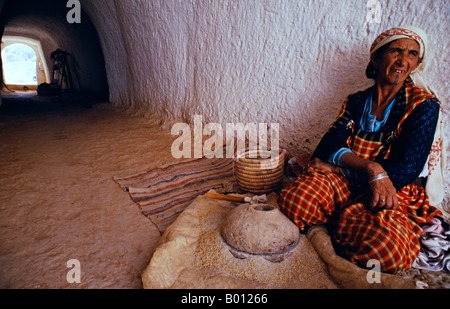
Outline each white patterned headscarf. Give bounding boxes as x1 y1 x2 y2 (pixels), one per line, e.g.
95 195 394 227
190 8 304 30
370 26 426 59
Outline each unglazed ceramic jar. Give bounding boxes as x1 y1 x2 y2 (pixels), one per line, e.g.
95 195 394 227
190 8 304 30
220 203 300 262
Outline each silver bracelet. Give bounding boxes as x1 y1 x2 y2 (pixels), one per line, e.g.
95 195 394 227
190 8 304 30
369 171 389 183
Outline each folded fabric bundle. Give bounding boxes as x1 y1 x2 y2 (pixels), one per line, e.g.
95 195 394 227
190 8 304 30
413 217 450 272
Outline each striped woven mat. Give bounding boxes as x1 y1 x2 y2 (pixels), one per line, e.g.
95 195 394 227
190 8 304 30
114 157 236 233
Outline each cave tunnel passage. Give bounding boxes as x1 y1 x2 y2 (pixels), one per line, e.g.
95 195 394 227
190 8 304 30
0 0 109 114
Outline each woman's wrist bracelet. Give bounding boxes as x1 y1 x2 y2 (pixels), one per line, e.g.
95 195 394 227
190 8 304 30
369 171 389 183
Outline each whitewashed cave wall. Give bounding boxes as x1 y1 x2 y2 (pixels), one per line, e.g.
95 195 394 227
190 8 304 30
82 0 449 203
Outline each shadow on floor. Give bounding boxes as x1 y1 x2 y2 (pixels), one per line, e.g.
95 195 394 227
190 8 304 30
0 90 109 115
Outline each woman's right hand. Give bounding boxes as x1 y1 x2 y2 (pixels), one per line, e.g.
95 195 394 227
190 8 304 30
308 158 342 174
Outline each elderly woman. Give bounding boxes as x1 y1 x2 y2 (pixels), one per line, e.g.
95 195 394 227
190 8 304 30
278 26 443 273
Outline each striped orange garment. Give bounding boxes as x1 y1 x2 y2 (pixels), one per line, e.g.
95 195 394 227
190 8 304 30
279 168 350 230
278 83 441 273
335 185 438 273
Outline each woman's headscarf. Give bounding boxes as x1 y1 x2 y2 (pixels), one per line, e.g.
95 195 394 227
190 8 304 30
369 26 432 94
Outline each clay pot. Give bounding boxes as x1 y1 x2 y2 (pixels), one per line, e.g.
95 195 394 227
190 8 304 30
220 203 300 262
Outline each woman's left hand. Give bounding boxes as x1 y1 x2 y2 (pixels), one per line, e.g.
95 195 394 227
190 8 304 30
309 157 399 210
368 174 399 211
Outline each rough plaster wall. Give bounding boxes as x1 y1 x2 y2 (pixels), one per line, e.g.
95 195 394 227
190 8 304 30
82 0 449 202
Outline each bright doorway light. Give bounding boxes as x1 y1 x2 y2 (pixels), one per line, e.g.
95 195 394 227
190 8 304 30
2 43 37 85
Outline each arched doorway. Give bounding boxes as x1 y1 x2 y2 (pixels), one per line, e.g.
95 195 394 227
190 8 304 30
1 37 50 91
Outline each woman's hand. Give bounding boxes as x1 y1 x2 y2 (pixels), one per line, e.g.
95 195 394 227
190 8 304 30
366 162 398 210
308 158 342 174
308 155 399 210
338 152 399 210
368 176 399 210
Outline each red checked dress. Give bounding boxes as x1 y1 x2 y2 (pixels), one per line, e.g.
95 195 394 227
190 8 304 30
278 83 442 273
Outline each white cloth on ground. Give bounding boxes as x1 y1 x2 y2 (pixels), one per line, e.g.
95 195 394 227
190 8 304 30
413 217 450 272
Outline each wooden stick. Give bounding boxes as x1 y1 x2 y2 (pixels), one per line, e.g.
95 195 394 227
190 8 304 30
203 192 245 203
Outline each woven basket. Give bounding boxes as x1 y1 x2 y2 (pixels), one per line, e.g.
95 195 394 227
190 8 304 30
234 148 285 194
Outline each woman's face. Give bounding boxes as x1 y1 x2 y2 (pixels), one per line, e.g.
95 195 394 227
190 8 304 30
372 38 422 86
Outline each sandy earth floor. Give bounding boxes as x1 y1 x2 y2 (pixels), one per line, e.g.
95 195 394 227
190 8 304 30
0 91 448 289
0 91 176 288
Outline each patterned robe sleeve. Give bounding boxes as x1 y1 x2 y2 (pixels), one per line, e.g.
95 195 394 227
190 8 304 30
378 98 440 190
